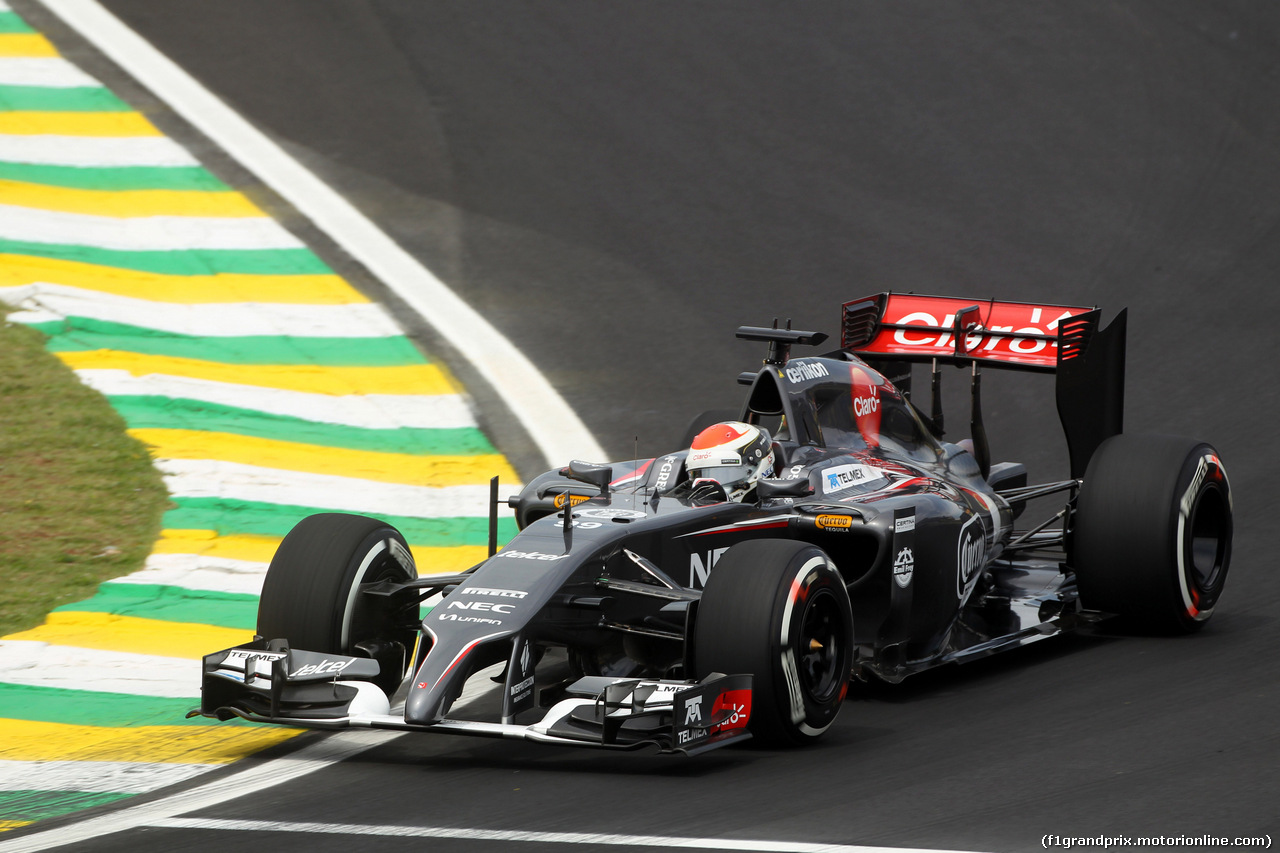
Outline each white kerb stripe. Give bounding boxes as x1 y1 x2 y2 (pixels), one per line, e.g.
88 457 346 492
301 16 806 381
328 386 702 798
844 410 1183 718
0 135 199 168
0 57 102 88
156 458 518 518
0 641 197 698
0 283 404 338
0 761 216 795
37 0 606 469
0 205 302 252
74 371 476 430
116 557 269 598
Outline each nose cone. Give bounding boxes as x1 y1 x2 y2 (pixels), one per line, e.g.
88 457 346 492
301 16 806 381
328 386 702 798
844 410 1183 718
402 631 507 725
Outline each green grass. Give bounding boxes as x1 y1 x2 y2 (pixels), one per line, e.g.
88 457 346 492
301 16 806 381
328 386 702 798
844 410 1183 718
0 305 169 636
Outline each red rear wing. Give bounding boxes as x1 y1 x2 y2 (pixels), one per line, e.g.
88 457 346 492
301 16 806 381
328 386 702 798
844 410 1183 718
842 293 1096 371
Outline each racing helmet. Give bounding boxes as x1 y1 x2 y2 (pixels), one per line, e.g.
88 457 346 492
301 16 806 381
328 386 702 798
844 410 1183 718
686 421 774 500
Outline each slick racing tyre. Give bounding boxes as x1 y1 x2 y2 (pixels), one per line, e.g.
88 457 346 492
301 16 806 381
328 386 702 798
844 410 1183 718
1073 434 1232 634
694 540 853 745
258 513 419 693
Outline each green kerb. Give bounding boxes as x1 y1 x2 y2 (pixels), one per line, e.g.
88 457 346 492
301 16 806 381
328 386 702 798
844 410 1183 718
0 240 331 276
105 396 496 456
164 497 516 547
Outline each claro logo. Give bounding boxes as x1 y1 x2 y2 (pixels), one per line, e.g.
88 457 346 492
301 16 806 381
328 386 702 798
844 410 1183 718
955 515 985 599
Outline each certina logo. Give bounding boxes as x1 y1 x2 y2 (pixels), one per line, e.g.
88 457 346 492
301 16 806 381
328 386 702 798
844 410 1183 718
895 514 916 533
447 601 514 614
785 361 830 383
654 455 680 491
822 464 884 494
461 587 528 599
290 658 353 678
956 515 985 599
894 546 914 588
499 550 564 561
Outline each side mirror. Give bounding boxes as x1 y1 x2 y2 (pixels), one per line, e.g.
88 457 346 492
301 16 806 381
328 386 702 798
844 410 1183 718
559 460 614 496
757 478 814 500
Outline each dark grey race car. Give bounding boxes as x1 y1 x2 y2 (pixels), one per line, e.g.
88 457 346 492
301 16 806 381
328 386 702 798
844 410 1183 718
193 292 1233 755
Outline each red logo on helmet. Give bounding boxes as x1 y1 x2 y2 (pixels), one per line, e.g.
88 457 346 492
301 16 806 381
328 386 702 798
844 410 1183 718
850 365 881 446
692 422 749 450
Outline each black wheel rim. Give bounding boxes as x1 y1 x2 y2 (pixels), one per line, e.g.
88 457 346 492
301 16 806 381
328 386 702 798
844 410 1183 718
798 587 847 705
1187 485 1229 594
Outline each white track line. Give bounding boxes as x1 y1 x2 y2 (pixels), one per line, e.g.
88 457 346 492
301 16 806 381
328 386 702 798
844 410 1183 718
146 818 984 853
38 0 605 469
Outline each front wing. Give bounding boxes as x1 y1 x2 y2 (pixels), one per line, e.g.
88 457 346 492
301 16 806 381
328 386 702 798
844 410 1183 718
190 640 753 756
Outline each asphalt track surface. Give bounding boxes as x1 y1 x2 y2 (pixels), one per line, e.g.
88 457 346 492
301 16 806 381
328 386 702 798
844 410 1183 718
22 2 1280 851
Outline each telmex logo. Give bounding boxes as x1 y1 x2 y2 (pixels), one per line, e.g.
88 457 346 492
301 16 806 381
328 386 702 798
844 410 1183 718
815 514 853 530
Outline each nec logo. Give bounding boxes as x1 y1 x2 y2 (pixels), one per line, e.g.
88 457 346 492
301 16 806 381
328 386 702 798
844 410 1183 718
447 601 514 614
690 547 729 587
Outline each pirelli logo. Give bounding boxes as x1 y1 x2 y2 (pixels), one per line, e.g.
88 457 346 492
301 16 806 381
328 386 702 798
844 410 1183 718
815 514 853 530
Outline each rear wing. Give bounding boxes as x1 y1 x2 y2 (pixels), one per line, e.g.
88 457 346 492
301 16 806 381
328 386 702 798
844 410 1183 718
839 292 1126 479
842 292 1094 372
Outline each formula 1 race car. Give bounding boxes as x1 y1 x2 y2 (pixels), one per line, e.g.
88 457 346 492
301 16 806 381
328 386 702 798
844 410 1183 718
193 293 1233 755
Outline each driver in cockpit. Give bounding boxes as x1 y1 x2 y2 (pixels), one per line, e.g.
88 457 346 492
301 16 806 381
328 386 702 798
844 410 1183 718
681 421 775 504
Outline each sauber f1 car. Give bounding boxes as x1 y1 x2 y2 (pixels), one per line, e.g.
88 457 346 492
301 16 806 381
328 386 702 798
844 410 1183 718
193 293 1233 754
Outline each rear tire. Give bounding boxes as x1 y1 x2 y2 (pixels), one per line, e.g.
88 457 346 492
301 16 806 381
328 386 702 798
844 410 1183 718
1073 434 1232 634
694 540 853 745
258 513 418 693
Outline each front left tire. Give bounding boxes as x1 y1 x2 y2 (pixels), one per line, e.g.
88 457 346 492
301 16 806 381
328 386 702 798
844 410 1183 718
257 513 419 694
